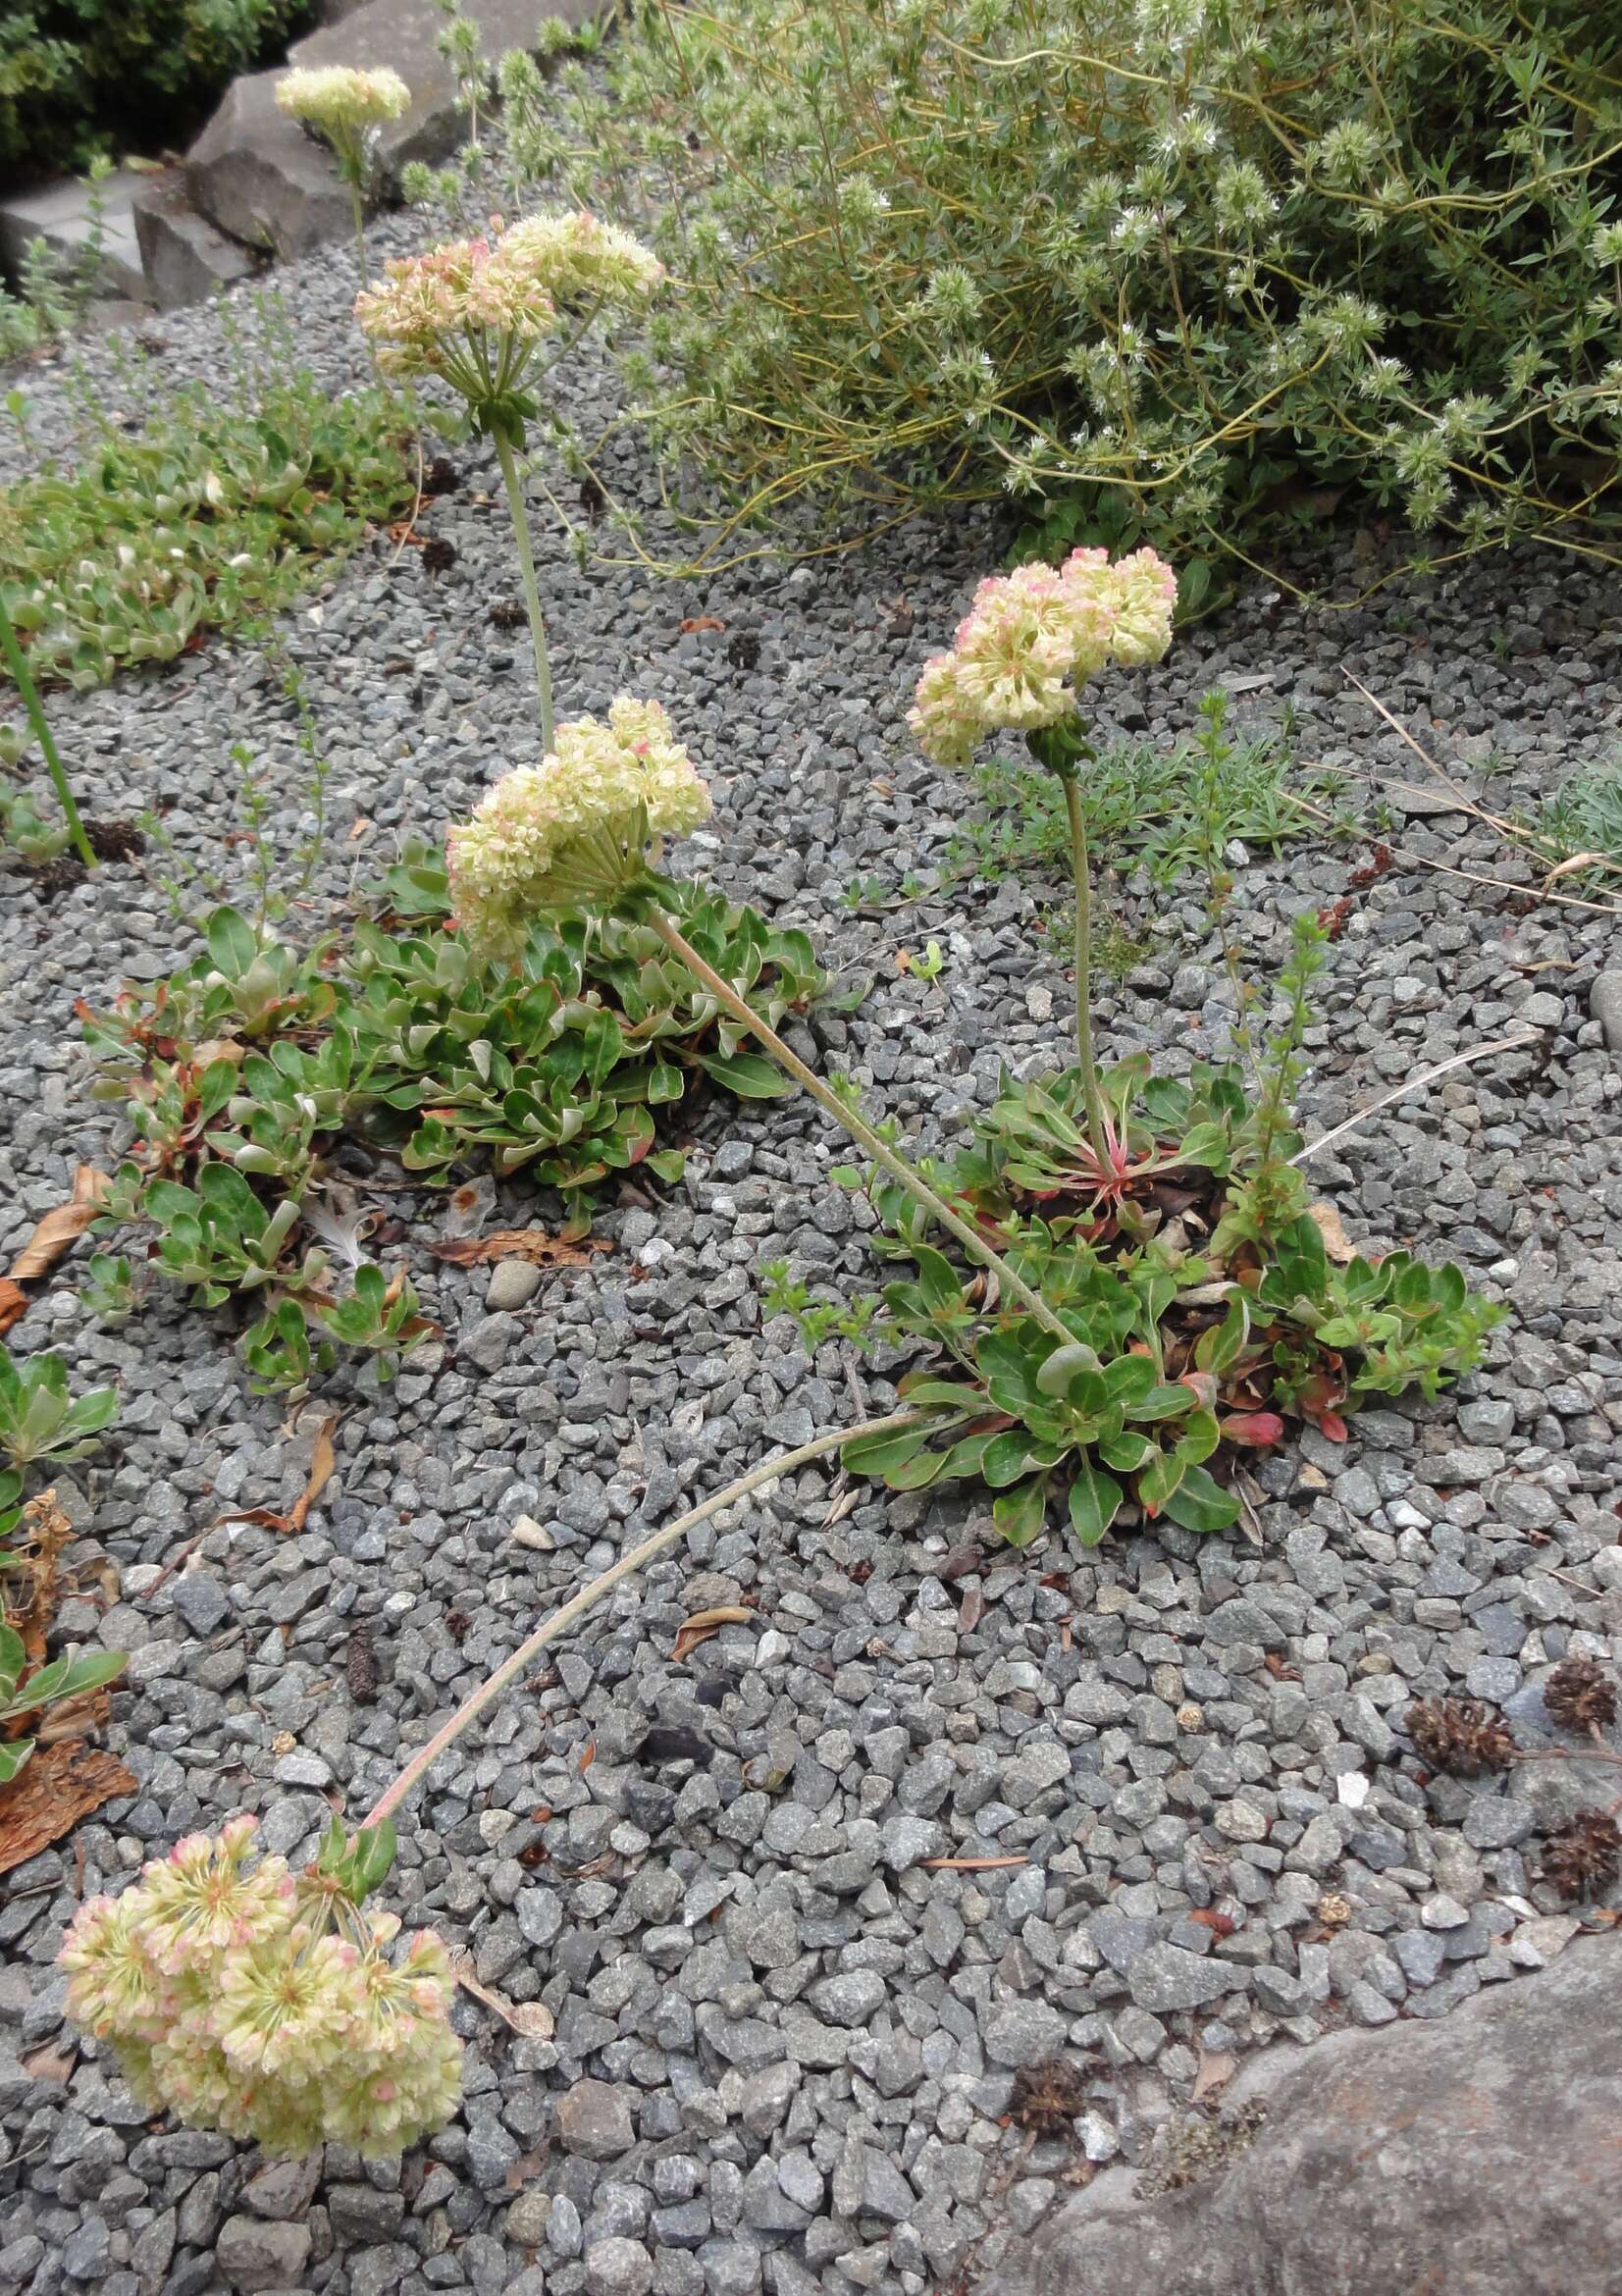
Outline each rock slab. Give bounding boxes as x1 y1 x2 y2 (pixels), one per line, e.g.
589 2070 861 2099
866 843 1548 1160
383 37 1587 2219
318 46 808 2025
0 169 149 301
131 171 262 311
986 1937 1622 2296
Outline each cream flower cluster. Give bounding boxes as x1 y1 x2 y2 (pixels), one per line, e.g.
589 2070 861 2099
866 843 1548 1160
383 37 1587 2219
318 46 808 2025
501 211 665 311
353 212 661 388
59 1817 461 2158
276 66 410 134
446 698 710 958
909 547 1178 767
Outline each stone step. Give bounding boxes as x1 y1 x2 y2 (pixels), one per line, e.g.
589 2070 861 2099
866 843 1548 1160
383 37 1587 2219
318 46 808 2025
186 70 357 261
0 168 152 304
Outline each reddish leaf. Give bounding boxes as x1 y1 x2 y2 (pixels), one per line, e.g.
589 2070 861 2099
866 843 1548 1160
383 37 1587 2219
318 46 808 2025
1219 1410 1285 1447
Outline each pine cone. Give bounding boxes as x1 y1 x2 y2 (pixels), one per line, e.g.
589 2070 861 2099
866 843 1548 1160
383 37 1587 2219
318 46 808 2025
422 456 460 496
420 536 458 575
344 1622 379 1705
1544 1655 1617 1737
1404 1696 1515 1778
1540 1809 1622 1905
488 600 526 631
1009 2057 1088 2135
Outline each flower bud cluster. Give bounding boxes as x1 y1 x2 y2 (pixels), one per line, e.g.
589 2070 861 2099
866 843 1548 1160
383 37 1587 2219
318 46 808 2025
909 547 1177 767
59 1816 461 2158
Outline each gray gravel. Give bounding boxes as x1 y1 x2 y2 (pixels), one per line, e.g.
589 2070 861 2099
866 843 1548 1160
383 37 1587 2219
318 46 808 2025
2 172 1622 2296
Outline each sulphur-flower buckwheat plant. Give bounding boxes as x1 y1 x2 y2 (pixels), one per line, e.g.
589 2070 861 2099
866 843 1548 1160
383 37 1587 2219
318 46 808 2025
60 1813 461 2158
911 546 1177 1165
355 213 663 751
276 67 411 267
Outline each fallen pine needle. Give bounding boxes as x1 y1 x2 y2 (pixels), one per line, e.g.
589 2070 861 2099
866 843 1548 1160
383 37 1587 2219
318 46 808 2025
921 1853 1029 1870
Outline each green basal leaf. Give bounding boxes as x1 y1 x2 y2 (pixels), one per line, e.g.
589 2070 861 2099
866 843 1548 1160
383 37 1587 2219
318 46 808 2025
1161 1464 1240 1533
992 1478 1048 1548
1067 1459 1124 1548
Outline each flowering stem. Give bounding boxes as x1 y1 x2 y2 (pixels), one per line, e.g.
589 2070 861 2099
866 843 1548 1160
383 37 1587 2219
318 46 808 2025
1058 770 1110 1168
648 911 1073 1342
0 588 95 869
491 428 555 755
359 1410 919 1829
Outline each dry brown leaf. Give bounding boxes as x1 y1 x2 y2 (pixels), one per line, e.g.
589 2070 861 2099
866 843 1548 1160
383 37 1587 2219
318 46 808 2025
219 1412 339 1537
1307 1200 1357 1266
671 1605 752 1663
0 1740 136 1876
0 1168 113 1332
9 1166 111 1285
446 1949 556 2039
820 1487 860 1530
680 614 726 633
893 949 915 975
1191 2046 1236 2103
22 2043 76 2085
431 1227 613 1270
1544 851 1615 884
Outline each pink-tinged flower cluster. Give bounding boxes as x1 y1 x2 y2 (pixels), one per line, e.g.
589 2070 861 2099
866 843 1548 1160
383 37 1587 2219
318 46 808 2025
446 697 711 959
909 548 1178 767
59 1816 461 2159
353 211 662 391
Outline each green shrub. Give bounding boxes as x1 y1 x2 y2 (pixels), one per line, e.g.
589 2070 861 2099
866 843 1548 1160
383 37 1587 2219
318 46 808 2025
1 0 305 176
522 0 1622 595
1 334 414 690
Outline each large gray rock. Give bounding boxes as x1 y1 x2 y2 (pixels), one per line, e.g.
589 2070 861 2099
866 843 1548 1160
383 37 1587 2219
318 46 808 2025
288 0 601 177
131 170 262 311
0 169 149 301
988 1939 1622 2296
186 71 356 259
187 0 601 261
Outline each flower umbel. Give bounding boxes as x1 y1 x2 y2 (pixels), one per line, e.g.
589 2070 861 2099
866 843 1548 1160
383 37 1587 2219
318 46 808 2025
276 66 410 137
908 546 1177 766
58 1816 461 2158
353 211 662 430
446 697 711 958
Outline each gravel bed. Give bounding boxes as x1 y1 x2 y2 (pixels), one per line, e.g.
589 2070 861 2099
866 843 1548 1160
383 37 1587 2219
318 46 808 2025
2 200 1622 2296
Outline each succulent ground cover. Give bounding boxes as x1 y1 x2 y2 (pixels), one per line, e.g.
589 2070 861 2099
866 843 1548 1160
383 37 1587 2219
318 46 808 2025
0 163 1619 2296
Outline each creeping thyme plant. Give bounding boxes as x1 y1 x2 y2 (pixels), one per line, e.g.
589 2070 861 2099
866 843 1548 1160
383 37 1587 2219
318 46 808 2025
520 0 1622 595
355 213 664 749
276 66 411 269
